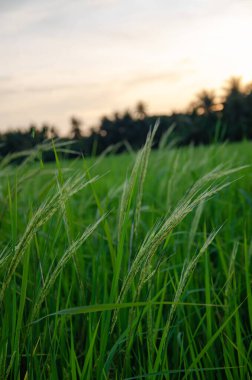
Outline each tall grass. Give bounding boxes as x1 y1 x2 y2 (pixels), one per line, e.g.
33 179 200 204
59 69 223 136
0 135 252 379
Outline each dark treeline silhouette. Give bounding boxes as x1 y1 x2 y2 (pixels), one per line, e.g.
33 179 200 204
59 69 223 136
1 77 252 162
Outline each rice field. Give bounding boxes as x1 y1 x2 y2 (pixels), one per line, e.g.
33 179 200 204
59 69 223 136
0 130 252 379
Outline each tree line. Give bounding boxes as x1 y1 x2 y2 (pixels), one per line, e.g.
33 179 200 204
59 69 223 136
1 77 252 162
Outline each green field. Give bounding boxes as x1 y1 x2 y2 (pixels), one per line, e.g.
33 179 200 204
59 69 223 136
1 133 252 379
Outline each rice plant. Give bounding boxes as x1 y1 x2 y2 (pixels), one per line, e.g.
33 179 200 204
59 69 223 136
0 135 251 379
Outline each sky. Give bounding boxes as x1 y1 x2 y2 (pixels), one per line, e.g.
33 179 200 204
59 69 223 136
0 0 251 134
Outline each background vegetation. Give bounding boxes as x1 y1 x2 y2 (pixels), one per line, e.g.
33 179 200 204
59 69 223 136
1 77 252 161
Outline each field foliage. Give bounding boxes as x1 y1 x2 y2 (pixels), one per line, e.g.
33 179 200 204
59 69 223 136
0 133 252 379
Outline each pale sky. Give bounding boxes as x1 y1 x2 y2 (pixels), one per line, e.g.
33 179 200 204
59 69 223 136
0 0 251 134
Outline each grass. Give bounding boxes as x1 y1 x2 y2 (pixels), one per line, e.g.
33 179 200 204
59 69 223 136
0 133 252 379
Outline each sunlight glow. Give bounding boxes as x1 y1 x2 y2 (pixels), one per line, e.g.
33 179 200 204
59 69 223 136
0 0 251 133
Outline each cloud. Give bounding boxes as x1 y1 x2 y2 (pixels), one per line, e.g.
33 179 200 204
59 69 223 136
0 81 101 96
124 63 195 88
24 83 92 94
126 72 183 87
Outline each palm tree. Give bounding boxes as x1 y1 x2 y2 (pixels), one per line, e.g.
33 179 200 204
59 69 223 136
223 77 242 97
222 77 246 140
135 101 147 119
195 90 216 115
70 117 83 139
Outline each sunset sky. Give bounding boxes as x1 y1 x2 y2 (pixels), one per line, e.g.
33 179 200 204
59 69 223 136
0 0 251 134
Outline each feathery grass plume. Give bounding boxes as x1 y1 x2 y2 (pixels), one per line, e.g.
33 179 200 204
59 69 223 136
0 139 74 170
112 164 246 329
114 120 159 296
123 228 222 369
133 119 159 237
30 214 106 322
187 202 204 254
0 246 11 269
154 228 221 371
93 141 124 164
117 150 142 245
0 140 81 228
0 172 99 306
82 156 117 271
158 122 176 150
117 120 159 245
96 122 159 375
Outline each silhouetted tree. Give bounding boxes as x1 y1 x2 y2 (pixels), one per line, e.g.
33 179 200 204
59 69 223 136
135 101 147 119
49 126 59 139
70 117 83 139
195 90 216 115
1 77 252 163
222 77 246 140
